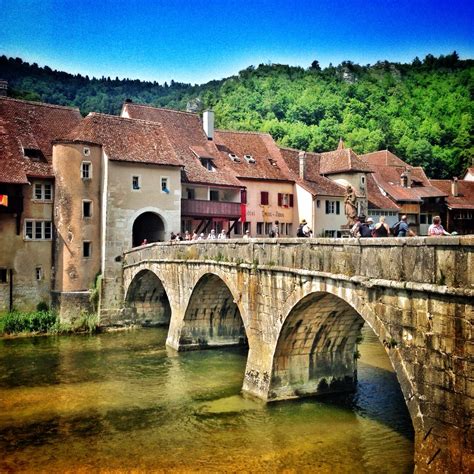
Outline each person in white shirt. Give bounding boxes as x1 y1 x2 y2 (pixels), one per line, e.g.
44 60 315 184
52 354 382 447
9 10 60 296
207 229 217 240
218 229 227 239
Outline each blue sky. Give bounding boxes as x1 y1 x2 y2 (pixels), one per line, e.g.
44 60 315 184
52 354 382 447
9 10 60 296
2 0 473 84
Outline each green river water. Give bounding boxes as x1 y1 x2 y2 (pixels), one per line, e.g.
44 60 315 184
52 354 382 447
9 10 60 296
0 326 413 473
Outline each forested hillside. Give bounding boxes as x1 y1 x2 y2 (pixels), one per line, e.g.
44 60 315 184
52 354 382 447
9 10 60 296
1 53 472 178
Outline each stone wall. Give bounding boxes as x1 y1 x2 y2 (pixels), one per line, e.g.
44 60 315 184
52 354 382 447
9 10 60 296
51 290 93 323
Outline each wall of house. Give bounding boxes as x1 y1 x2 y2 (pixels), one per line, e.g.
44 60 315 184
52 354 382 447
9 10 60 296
243 180 294 236
0 183 53 312
53 143 102 301
294 185 313 234
99 159 181 319
313 196 346 237
331 172 369 216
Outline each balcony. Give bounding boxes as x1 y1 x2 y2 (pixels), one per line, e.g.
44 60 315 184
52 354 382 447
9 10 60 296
181 199 241 219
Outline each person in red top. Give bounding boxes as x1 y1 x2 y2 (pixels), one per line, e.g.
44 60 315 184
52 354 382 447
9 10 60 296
428 216 450 236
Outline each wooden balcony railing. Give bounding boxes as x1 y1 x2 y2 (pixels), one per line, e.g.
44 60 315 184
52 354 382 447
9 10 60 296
181 199 241 219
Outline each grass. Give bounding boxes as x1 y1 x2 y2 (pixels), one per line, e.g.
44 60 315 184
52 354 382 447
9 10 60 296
0 310 99 336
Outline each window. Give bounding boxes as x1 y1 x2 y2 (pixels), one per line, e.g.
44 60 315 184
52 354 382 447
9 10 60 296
360 175 366 187
0 268 7 283
316 199 321 208
229 153 240 163
81 162 92 179
244 154 256 163
24 148 44 161
256 222 264 235
35 267 43 281
260 191 269 205
161 177 169 193
243 222 251 234
234 222 242 235
325 200 341 214
83 241 91 258
83 200 92 218
33 183 53 201
201 158 215 171
210 190 219 201
24 220 52 240
83 147 90 157
265 223 272 235
186 188 195 200
132 176 140 190
278 193 294 208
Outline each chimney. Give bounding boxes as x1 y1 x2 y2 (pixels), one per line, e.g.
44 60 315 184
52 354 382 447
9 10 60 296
451 177 459 197
203 110 214 140
0 80 7 97
298 151 306 179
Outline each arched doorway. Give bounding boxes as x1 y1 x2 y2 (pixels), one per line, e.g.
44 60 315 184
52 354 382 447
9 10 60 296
132 212 165 247
180 274 247 350
125 270 171 326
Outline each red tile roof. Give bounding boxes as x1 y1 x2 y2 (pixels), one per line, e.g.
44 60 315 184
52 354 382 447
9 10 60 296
365 173 400 210
214 130 293 181
0 97 82 184
431 180 474 209
360 151 447 202
319 148 373 175
121 103 242 188
279 147 346 197
59 113 182 167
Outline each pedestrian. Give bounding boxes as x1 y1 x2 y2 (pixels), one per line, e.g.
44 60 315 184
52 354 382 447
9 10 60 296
192 231 198 240
170 232 176 242
372 216 390 237
197 233 205 240
358 216 373 238
397 215 416 237
243 230 251 239
207 229 217 240
302 220 312 237
218 229 227 239
269 221 279 238
141 238 148 245
428 216 450 236
184 230 191 241
350 216 361 237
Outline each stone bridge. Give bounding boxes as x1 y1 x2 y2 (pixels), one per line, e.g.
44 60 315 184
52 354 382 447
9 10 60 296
108 236 473 473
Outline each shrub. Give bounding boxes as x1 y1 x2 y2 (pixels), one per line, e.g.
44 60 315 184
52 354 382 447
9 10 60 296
36 301 49 312
1 310 58 334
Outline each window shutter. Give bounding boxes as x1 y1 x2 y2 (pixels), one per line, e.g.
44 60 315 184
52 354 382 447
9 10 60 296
261 191 269 205
289 194 294 207
241 189 247 204
325 200 329 214
278 193 282 206
336 201 340 214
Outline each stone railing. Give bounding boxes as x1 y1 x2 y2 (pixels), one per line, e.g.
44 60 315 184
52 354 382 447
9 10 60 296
123 236 474 295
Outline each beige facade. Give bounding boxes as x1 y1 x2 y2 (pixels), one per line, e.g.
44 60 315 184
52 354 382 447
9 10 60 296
53 143 102 293
243 180 294 236
0 182 54 311
331 171 369 217
100 158 182 313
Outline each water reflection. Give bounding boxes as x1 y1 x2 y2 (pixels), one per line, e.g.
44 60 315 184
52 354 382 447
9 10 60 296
0 326 413 472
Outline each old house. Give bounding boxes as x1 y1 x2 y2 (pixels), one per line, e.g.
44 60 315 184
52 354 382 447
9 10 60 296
360 150 447 234
430 178 474 234
121 104 244 236
52 113 183 317
280 148 347 237
0 97 81 312
214 130 295 236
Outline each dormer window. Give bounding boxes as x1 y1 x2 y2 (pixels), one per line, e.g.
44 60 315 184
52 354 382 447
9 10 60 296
228 153 241 163
24 148 44 161
244 154 256 164
268 158 278 167
200 158 215 171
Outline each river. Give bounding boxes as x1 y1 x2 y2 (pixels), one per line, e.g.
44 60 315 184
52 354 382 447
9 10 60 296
0 325 413 473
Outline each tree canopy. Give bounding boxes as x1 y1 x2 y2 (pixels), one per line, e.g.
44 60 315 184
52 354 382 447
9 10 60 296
1 52 472 178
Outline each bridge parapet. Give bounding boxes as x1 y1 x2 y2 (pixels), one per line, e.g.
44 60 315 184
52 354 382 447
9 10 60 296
123 236 474 295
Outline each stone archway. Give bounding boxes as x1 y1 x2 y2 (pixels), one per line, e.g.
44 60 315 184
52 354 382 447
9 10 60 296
269 292 365 400
132 212 165 247
179 273 247 350
125 269 171 326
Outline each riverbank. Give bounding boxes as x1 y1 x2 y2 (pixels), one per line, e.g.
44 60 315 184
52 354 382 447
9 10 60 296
0 309 99 338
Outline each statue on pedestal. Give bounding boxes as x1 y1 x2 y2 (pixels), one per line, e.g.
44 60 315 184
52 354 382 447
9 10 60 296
344 185 358 226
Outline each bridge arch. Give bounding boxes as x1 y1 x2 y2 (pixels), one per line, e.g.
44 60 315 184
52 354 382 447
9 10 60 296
125 269 171 326
268 284 421 434
179 272 248 350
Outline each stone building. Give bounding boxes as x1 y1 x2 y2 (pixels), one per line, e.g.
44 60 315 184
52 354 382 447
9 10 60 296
52 112 184 318
0 97 81 312
121 104 244 237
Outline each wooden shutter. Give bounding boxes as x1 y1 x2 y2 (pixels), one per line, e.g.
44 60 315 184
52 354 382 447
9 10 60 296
261 191 269 205
289 194 294 207
277 193 282 206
